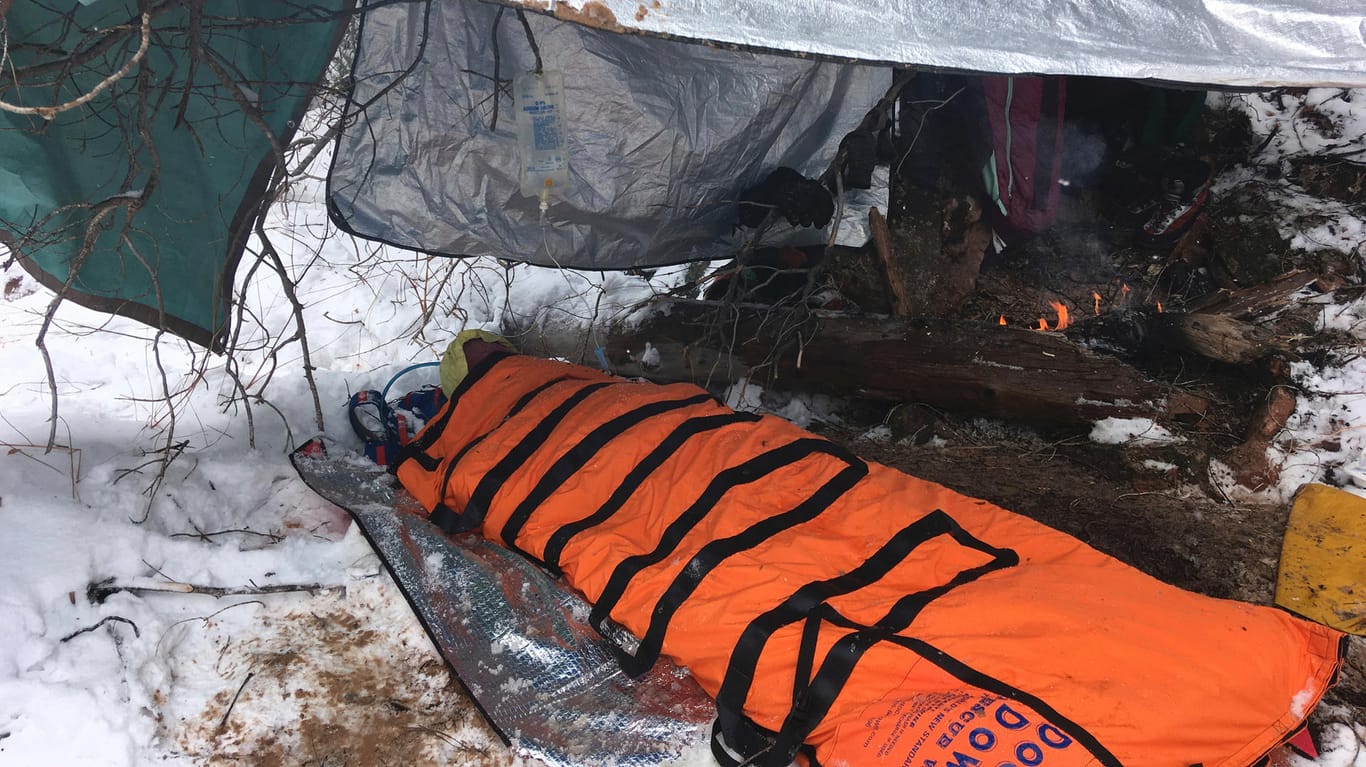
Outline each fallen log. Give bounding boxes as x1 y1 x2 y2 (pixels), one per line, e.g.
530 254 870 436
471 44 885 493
524 300 1210 425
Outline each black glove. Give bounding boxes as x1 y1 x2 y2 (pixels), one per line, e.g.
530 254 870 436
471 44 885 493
737 167 835 229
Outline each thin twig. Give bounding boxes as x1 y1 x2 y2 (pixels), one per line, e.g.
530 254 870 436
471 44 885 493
252 395 297 452
60 615 141 642
200 47 286 173
893 86 966 177
217 672 255 733
36 203 120 451
222 234 273 448
170 527 285 544
153 601 266 658
113 440 188 489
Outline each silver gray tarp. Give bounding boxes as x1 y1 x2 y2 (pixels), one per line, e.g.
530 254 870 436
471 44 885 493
328 0 889 269
329 0 1366 270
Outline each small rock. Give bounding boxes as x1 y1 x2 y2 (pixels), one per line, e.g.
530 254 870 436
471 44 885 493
887 403 941 445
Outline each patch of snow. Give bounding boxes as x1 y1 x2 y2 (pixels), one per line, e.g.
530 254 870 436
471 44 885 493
501 677 534 694
1215 89 1366 163
861 425 893 443
775 397 820 428
638 342 661 369
723 377 765 413
1296 720 1366 767
1293 676 1321 718
1341 462 1366 489
424 550 447 572
1089 417 1186 445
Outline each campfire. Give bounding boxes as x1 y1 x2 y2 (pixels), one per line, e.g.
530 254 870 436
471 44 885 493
511 91 1364 514
535 170 1358 509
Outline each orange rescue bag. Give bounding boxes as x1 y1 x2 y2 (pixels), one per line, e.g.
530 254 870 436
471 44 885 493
395 352 1343 767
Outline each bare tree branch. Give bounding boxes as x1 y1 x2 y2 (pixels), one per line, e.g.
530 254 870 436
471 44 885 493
0 12 150 120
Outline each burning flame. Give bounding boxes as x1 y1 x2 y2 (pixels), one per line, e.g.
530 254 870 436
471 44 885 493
1008 288 1166 332
998 315 1007 326
1049 301 1071 331
1032 301 1072 332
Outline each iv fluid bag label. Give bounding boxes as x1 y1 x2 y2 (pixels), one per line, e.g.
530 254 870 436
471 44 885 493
514 71 570 199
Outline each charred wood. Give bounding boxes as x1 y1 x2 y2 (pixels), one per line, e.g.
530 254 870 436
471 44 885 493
1071 307 1285 366
1069 270 1323 366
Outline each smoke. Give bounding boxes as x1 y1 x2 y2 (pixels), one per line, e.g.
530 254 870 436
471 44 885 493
1060 121 1110 190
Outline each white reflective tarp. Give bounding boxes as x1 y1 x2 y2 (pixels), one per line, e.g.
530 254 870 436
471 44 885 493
522 0 1366 88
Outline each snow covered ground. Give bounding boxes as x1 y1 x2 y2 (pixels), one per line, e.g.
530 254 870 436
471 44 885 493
2 88 1365 766
0 136 705 764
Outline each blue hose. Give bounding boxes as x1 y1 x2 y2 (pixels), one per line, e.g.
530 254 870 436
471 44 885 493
380 361 441 403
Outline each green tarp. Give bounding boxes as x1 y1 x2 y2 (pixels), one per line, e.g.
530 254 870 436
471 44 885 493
0 1 350 349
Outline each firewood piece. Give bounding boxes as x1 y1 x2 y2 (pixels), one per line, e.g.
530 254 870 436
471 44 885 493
1184 270 1317 318
869 207 911 317
1220 387 1298 493
1245 386 1298 442
1155 313 1276 365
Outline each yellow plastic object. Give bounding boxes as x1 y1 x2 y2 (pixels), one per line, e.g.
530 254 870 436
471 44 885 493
439 329 518 396
1276 483 1366 635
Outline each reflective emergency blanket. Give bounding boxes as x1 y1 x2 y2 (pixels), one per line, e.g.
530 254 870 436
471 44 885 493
327 0 889 269
291 443 715 767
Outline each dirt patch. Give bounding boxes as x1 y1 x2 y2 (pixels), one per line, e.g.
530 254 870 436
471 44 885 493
3 273 38 300
161 581 511 767
555 1 624 33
